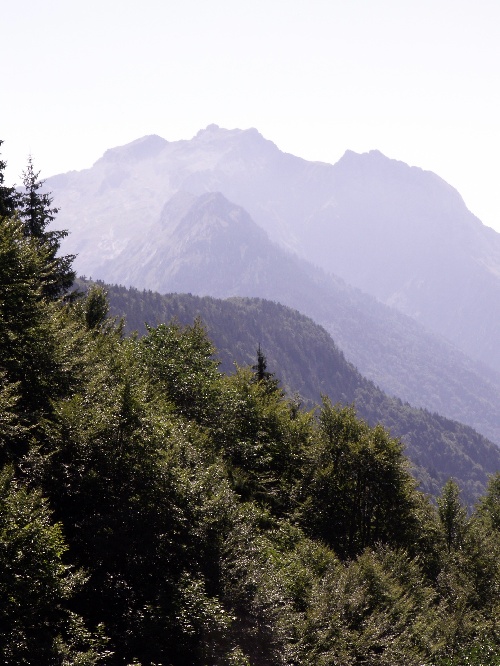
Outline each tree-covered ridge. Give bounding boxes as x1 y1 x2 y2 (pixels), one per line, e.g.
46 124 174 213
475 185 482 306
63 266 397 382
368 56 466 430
0 224 498 664
100 283 500 506
1 152 499 663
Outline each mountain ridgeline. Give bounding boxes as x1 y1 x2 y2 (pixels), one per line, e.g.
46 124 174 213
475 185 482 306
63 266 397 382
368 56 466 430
48 129 500 451
2 143 500 664
49 125 500 375
101 282 500 506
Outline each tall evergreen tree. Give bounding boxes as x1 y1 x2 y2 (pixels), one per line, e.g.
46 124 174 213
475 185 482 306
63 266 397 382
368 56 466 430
252 344 281 394
476 473 500 531
0 140 18 217
18 155 59 238
17 155 75 298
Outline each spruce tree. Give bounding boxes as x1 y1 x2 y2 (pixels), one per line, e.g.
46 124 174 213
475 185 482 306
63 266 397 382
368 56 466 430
17 155 75 298
252 344 281 394
0 140 18 217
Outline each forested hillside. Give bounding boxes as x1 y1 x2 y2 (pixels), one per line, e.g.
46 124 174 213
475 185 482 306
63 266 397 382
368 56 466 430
101 283 500 506
69 188 500 449
1 148 500 664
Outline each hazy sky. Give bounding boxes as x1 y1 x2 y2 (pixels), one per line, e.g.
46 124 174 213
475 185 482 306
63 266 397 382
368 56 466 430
3 0 500 230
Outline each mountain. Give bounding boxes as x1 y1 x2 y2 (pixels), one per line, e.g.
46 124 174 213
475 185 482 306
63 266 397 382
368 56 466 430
297 149 500 375
100 190 276 296
47 125 500 376
46 127 500 446
63 188 500 448
98 283 500 505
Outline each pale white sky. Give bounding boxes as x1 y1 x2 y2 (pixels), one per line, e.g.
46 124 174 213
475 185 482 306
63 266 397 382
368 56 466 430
3 0 500 230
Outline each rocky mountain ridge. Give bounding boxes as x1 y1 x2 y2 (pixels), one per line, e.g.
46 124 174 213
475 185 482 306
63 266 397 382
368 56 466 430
46 126 500 446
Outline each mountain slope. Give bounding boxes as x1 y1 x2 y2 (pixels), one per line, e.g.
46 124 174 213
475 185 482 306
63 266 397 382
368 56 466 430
100 283 500 505
299 149 500 373
100 190 276 296
84 190 500 448
48 125 500 374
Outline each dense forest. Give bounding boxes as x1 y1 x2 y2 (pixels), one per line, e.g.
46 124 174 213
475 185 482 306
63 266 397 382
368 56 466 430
1 147 500 664
100 284 500 507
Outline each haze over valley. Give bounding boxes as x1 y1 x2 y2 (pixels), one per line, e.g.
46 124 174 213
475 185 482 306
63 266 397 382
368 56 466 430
48 126 500 449
4 2 500 661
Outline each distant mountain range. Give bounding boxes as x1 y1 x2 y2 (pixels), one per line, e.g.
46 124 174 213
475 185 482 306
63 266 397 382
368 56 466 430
47 126 500 449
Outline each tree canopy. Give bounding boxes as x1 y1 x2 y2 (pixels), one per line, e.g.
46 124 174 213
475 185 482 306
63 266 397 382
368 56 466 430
0 146 499 664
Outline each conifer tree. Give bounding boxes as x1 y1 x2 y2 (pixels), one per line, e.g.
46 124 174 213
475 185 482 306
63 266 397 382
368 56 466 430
0 468 108 664
0 140 18 217
18 155 59 238
476 472 500 531
252 344 281 394
17 155 75 298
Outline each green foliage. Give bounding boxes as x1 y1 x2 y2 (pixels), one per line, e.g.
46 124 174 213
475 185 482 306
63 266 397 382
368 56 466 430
0 183 499 663
0 468 108 664
252 343 281 394
438 479 468 552
215 366 312 514
16 155 75 298
0 372 24 452
0 216 45 334
476 472 500 531
300 399 421 559
433 641 500 666
101 282 500 506
296 547 439 665
18 155 59 237
140 318 221 424
0 216 82 440
35 336 191 663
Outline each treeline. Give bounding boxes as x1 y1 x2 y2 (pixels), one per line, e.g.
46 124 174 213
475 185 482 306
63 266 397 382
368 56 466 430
1 149 500 664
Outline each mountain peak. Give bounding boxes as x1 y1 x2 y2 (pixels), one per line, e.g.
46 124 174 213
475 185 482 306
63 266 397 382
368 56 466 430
338 148 399 166
160 190 247 228
195 123 222 136
194 124 240 141
335 147 465 205
193 124 268 145
97 134 168 165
